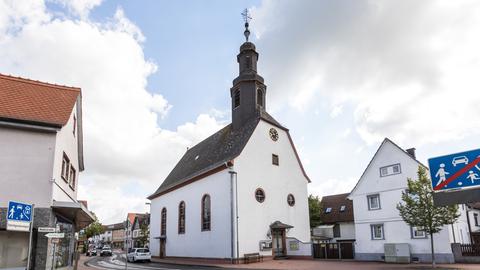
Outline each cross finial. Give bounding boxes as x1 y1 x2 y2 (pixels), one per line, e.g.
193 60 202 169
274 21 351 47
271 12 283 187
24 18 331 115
241 8 252 42
241 8 252 24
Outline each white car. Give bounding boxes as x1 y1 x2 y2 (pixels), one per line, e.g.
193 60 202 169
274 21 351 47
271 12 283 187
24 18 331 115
452 156 468 167
127 248 151 263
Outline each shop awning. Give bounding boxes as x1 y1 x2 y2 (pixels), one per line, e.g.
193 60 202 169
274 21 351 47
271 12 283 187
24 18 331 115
52 201 95 230
270 221 294 229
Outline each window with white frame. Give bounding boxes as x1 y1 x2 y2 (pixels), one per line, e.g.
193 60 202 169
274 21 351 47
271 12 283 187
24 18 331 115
371 224 384 240
367 194 381 210
325 207 332 213
411 226 426 238
380 163 401 177
340 205 346 212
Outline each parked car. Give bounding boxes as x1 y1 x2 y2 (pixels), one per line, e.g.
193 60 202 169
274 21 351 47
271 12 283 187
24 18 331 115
127 248 151 262
100 246 112 256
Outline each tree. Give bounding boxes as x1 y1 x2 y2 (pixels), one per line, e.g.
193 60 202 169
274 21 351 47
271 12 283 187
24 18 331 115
397 166 460 268
84 214 104 239
138 223 150 247
308 194 322 228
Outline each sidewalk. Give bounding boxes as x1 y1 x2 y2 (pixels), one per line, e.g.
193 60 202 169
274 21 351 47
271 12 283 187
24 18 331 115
76 254 93 270
152 257 480 270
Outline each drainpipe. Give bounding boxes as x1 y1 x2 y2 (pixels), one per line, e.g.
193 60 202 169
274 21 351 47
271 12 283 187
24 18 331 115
228 165 238 264
466 205 473 244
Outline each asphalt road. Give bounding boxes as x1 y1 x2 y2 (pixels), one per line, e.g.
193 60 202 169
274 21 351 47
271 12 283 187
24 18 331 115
85 251 232 270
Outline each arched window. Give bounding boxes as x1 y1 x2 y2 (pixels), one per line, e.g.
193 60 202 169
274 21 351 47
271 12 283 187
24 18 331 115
234 90 240 108
161 208 167 236
201 195 211 231
255 188 265 203
178 201 186 234
257 88 263 107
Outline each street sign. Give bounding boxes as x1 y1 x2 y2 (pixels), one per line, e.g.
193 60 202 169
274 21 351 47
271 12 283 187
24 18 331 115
428 148 480 191
38 227 56 233
45 232 64 238
6 220 30 232
6 201 32 232
7 201 32 222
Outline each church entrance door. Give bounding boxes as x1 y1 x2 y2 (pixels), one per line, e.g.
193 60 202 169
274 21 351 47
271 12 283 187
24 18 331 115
159 239 166 258
271 229 286 258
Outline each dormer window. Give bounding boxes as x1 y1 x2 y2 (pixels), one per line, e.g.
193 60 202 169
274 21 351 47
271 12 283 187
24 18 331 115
325 207 332 213
340 205 346 212
234 90 240 108
257 88 264 107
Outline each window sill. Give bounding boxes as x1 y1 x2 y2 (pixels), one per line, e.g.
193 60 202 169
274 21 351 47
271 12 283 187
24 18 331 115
368 208 381 211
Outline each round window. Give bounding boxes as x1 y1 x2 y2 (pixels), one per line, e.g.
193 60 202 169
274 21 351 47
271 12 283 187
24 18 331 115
287 194 295 206
255 188 265 203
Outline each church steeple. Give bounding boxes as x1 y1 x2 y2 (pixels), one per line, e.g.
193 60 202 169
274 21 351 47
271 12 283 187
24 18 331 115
231 9 267 130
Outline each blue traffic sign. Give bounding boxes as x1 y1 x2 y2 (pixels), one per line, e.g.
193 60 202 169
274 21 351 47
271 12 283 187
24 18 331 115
428 148 480 191
7 201 32 222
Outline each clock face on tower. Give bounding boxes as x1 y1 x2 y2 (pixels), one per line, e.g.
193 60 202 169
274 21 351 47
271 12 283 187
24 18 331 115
269 128 279 141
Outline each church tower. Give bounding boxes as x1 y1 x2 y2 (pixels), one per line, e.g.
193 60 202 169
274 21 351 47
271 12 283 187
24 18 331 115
231 14 267 130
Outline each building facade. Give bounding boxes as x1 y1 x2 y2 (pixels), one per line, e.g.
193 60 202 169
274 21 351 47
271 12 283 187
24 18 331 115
348 138 470 263
312 193 355 259
0 74 94 269
149 26 311 262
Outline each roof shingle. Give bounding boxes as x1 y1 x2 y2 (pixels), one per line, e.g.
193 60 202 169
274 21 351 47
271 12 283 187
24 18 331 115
0 73 80 127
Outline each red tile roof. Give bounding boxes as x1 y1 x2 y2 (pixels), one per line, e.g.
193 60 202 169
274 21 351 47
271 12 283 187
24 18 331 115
0 73 80 127
319 193 354 224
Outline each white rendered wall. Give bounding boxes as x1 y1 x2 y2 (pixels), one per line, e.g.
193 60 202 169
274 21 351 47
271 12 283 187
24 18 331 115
234 120 311 257
337 222 355 241
150 170 232 258
51 104 79 202
349 141 455 261
0 126 56 208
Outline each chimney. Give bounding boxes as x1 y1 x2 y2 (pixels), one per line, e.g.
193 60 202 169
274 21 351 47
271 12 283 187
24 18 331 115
406 148 416 159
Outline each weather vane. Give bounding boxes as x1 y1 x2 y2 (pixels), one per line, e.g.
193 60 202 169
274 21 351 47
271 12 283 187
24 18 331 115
241 8 252 42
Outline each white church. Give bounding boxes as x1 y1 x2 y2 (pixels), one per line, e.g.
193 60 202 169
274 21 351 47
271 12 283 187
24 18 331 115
148 21 312 262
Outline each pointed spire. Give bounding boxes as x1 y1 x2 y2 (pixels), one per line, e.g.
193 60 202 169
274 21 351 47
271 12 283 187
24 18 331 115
241 8 252 42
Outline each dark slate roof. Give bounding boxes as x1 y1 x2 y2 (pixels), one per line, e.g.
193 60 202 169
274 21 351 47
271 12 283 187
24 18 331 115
148 111 308 199
319 193 354 224
149 117 261 199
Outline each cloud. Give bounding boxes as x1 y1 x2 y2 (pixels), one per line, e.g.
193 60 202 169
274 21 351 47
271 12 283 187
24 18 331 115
0 1 224 224
51 0 103 18
252 0 480 147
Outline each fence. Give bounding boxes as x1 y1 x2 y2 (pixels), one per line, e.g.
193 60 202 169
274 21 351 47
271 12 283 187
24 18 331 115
460 244 480 256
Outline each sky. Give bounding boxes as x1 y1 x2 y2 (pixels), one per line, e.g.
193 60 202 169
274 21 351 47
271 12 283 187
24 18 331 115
1 0 479 224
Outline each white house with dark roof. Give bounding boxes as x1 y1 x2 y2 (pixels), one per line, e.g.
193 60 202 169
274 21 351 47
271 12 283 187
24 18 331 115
148 24 311 262
348 138 471 263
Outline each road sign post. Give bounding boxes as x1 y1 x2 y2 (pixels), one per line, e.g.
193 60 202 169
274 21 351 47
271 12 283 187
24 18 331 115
26 204 35 270
429 148 480 205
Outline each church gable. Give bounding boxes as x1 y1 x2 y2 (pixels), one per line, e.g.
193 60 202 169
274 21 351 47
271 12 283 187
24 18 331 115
237 118 310 183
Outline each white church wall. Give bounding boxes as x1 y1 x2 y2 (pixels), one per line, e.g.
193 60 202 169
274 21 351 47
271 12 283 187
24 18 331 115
234 120 311 258
149 169 232 258
286 237 312 256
